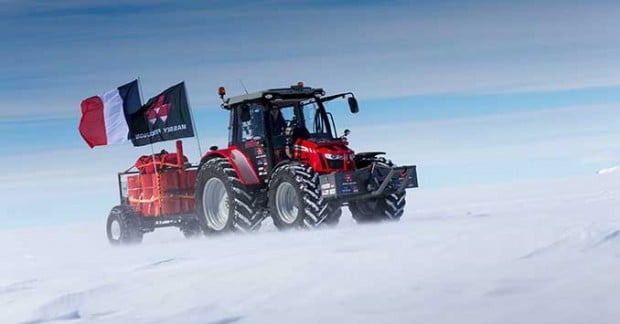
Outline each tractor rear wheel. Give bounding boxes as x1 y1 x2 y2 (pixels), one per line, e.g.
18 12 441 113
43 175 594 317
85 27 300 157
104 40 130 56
195 157 262 234
268 164 329 229
106 205 143 245
348 192 406 223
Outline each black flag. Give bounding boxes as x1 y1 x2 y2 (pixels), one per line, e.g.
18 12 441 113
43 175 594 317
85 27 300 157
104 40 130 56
126 82 195 146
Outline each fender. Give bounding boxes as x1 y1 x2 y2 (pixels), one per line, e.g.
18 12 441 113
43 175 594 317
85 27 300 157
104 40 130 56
354 152 385 159
200 146 261 185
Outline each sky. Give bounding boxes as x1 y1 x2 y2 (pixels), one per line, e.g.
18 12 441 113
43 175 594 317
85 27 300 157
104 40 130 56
2 0 620 228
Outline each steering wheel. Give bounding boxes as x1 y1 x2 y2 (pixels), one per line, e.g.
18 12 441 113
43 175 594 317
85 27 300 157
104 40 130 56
284 117 297 136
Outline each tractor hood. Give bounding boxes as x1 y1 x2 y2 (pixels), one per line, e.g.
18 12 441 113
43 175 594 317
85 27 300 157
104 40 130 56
293 138 355 172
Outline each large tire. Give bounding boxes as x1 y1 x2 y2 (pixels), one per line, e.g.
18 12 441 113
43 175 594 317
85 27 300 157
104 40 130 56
179 217 203 239
195 157 262 234
323 204 342 227
349 156 407 223
106 205 143 245
268 163 329 229
348 192 406 223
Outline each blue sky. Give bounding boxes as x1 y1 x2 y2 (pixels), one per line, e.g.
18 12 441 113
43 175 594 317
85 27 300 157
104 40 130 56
2 0 620 228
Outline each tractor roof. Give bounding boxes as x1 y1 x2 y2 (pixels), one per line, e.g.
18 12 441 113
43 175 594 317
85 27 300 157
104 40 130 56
223 85 325 108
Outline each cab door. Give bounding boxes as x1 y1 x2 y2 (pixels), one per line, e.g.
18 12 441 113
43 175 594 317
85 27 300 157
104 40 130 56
232 103 271 181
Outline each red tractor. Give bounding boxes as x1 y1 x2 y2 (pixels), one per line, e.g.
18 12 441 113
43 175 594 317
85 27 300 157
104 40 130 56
106 84 418 244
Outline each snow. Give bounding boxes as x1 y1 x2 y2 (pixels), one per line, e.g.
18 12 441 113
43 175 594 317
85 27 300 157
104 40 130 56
2 173 620 323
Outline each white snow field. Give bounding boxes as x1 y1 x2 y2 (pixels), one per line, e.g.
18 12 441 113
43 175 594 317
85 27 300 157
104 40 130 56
1 172 620 324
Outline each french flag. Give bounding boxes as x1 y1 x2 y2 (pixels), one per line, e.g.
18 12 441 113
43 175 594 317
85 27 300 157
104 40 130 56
79 80 141 148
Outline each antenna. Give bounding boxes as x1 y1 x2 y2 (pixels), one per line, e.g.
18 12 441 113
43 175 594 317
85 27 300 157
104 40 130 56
239 79 249 94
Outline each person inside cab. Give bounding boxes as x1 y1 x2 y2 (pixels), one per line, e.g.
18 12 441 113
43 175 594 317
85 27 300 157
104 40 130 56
270 104 288 161
270 104 286 137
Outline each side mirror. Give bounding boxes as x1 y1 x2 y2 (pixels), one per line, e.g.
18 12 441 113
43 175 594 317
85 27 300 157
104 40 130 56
240 105 251 122
348 97 359 114
344 129 351 137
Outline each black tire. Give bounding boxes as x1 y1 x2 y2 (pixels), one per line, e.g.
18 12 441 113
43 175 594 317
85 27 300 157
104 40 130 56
195 157 262 234
231 177 264 233
348 192 406 223
268 163 329 229
106 205 143 245
179 218 203 239
323 204 342 227
349 156 407 223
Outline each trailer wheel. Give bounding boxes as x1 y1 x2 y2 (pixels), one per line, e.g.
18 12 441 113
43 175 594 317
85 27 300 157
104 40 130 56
195 158 262 234
348 192 406 223
106 205 143 245
269 164 329 229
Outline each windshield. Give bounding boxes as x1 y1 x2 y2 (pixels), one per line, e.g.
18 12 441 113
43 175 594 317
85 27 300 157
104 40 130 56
270 96 352 141
300 100 335 139
271 99 336 140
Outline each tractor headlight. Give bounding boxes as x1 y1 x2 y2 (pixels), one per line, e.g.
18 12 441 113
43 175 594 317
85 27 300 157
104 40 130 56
324 153 344 160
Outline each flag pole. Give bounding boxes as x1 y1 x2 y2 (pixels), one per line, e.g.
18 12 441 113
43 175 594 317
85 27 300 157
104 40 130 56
138 77 163 214
137 77 159 159
183 81 203 160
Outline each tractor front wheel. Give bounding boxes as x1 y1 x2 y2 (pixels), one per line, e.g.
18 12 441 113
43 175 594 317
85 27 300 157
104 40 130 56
323 204 342 227
348 192 406 223
268 164 330 229
106 205 143 245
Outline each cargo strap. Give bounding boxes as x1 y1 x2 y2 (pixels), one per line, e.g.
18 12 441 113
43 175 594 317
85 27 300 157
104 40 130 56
137 153 183 173
128 194 195 204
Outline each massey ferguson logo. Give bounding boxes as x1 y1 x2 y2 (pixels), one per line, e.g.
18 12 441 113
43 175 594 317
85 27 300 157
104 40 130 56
145 95 170 125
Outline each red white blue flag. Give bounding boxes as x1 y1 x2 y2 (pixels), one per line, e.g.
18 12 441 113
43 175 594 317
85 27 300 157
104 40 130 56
79 80 141 148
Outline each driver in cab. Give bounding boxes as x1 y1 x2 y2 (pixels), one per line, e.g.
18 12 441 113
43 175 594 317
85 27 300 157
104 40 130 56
270 104 286 136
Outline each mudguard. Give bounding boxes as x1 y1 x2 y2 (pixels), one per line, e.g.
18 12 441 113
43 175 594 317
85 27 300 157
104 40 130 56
200 146 261 185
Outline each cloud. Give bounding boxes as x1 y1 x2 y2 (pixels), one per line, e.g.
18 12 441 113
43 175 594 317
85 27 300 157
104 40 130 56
597 165 620 175
2 1 620 119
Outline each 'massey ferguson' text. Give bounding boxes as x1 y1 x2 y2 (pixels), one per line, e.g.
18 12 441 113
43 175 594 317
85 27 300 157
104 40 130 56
135 124 188 139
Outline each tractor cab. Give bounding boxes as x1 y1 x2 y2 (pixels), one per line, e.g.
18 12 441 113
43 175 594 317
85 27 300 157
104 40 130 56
220 84 359 181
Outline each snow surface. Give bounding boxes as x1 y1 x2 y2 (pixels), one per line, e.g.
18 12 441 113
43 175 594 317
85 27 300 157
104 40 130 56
1 173 620 324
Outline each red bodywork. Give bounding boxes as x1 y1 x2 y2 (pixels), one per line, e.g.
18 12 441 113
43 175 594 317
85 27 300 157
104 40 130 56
201 138 355 186
122 137 357 217
200 145 261 185
291 138 355 174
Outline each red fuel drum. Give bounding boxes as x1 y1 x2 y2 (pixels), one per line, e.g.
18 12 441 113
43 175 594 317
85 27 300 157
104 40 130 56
127 175 141 211
132 155 196 216
158 171 181 215
182 169 197 213
136 172 177 217
139 174 155 215
129 144 198 217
